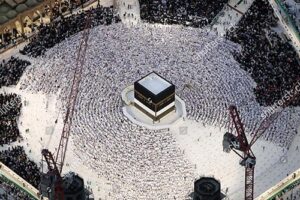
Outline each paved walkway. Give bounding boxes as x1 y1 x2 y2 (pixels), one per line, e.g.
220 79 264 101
211 0 255 36
267 0 300 57
116 0 140 25
212 0 300 57
256 168 300 200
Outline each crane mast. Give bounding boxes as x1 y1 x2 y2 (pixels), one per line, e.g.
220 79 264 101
55 14 92 174
225 105 256 200
41 12 92 200
41 149 64 200
224 79 300 200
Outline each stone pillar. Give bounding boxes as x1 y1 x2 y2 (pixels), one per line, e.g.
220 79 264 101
18 15 24 34
1 33 4 44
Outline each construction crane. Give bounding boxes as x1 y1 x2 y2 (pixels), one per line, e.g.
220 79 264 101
40 12 92 200
223 82 300 200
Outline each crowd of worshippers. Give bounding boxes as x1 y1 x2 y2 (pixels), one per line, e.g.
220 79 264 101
0 180 34 200
20 6 120 57
0 29 23 50
0 57 30 87
226 0 300 106
0 13 47 51
139 0 228 27
0 146 40 188
0 93 22 146
0 0 90 51
50 0 89 19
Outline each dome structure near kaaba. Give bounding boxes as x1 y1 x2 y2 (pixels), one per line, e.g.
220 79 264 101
194 177 222 200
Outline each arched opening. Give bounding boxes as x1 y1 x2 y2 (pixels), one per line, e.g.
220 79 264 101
39 7 51 24
23 15 32 26
23 16 33 34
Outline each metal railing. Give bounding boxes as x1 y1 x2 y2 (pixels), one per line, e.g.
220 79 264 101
274 0 300 41
0 162 42 200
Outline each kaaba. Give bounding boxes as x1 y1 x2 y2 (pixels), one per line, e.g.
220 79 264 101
134 72 175 121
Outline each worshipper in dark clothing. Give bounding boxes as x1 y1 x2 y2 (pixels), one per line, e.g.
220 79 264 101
226 0 300 106
20 6 121 57
0 57 30 87
0 94 22 146
139 0 228 27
